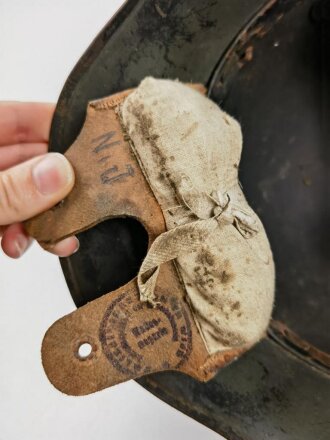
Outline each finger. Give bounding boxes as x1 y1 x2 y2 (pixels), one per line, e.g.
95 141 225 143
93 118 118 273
0 142 48 171
46 236 80 257
1 222 32 258
1 224 79 259
0 152 74 225
0 102 54 146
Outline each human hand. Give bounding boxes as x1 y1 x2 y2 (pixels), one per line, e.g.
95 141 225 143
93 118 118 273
0 102 79 258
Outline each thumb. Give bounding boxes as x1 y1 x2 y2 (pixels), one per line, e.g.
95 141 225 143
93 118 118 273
0 153 74 225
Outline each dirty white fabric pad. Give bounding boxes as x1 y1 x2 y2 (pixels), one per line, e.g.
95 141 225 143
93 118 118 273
121 78 275 354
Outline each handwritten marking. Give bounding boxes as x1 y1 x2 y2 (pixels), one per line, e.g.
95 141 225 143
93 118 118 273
92 131 121 153
101 164 134 185
98 155 111 164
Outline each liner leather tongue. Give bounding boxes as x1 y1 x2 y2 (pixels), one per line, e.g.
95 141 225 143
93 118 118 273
25 89 162 245
25 88 243 396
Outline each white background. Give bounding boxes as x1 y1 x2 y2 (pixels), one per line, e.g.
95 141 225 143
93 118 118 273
0 1 223 439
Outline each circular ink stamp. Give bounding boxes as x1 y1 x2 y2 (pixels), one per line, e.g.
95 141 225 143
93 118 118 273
99 289 192 376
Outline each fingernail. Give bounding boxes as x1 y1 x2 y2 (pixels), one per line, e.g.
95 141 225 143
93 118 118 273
32 153 74 195
71 237 80 254
14 234 29 258
49 236 80 257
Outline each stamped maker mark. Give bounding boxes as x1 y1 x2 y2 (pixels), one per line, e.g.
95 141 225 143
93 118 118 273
99 290 192 376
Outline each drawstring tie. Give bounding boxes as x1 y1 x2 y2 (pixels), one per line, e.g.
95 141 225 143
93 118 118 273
137 182 259 305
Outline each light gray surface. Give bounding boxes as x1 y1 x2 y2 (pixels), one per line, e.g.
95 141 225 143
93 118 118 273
0 1 223 439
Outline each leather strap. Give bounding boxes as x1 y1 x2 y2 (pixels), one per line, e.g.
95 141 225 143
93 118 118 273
26 87 246 395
